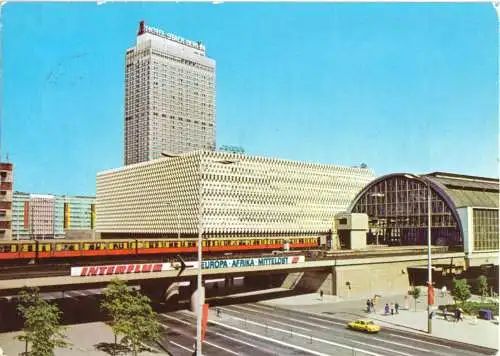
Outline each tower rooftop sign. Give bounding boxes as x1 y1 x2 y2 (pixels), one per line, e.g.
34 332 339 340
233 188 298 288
137 20 205 52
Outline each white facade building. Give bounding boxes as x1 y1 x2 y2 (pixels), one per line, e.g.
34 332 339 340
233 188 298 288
29 195 55 238
124 21 216 165
96 151 375 238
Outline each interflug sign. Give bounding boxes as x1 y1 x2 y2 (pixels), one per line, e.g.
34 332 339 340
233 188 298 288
70 255 305 277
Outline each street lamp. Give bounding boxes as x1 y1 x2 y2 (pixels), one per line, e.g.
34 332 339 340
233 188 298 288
196 152 237 356
404 174 433 334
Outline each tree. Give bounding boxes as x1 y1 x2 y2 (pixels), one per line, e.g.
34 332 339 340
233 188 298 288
119 290 160 356
16 287 69 356
452 278 471 305
475 275 489 301
101 279 160 356
101 278 129 353
408 286 421 311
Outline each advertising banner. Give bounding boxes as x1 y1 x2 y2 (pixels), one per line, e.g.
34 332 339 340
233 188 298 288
70 255 306 277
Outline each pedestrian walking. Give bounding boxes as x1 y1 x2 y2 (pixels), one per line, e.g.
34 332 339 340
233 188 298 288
366 299 371 313
390 302 395 315
320 290 324 301
443 306 448 320
395 302 399 314
458 308 464 322
384 304 390 315
454 308 460 322
370 299 375 313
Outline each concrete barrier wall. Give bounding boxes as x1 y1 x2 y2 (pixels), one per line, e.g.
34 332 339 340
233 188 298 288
334 261 417 299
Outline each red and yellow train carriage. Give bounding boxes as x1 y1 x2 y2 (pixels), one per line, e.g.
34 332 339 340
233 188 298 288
0 236 320 261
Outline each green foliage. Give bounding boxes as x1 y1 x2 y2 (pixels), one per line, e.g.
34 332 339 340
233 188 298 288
439 301 499 316
452 278 472 305
475 275 489 301
101 279 160 356
118 290 160 356
16 287 69 356
408 286 421 311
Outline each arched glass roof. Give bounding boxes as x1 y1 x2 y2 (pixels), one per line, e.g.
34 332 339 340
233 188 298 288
348 173 463 248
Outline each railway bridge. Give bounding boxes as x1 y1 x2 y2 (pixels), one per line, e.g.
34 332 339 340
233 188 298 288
0 247 496 306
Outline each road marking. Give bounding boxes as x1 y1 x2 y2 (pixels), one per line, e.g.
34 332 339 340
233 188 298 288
372 337 431 352
350 340 413 356
204 340 239 355
308 315 346 326
210 319 339 356
170 340 192 352
229 305 331 329
252 303 277 311
220 307 311 331
161 314 193 326
215 332 279 354
211 316 384 356
387 333 452 348
220 307 242 314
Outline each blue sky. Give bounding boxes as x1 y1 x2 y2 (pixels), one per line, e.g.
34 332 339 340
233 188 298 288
2 3 498 196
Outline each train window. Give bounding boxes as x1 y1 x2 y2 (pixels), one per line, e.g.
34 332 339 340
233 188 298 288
22 244 33 252
131 242 136 249
0 245 11 253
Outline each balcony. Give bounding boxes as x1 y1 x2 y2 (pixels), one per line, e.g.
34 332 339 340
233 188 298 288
0 163 12 171
0 182 12 190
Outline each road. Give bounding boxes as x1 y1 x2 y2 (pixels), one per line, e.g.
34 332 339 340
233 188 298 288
157 303 497 356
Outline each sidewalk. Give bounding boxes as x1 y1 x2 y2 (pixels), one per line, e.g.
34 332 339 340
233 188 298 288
0 322 164 356
261 292 500 350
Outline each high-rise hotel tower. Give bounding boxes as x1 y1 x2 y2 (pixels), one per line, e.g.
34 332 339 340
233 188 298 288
124 21 216 165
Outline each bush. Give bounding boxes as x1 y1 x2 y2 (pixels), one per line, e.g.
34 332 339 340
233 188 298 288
438 301 499 316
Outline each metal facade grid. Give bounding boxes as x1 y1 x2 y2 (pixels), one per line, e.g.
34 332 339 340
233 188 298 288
96 151 375 237
473 208 499 251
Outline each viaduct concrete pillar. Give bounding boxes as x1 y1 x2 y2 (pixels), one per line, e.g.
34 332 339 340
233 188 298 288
225 276 234 289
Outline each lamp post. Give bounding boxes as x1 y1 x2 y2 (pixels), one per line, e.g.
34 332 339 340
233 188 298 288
195 152 238 356
404 174 433 334
161 151 238 355
426 180 433 334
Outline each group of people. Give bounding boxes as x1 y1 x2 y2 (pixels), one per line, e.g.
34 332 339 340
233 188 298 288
366 299 400 315
384 302 399 315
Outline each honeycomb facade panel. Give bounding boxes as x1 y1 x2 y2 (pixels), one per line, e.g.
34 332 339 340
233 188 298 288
97 151 375 237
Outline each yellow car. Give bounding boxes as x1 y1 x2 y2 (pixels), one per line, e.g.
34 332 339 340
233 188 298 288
347 319 381 333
